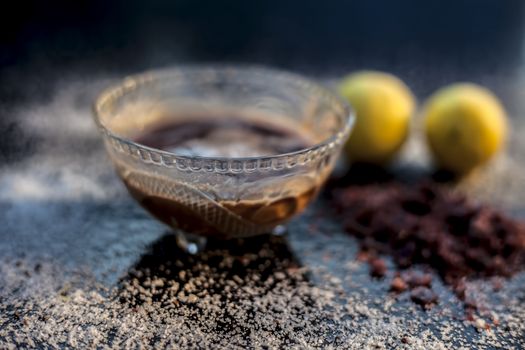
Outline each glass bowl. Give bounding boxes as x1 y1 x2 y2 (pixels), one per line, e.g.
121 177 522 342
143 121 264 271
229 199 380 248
93 66 354 252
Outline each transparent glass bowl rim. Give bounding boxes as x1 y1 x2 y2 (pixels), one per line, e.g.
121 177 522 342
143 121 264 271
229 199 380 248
93 65 355 163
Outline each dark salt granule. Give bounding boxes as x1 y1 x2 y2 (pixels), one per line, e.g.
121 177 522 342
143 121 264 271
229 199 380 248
369 258 387 278
332 181 525 308
410 287 438 308
401 271 432 289
390 277 408 293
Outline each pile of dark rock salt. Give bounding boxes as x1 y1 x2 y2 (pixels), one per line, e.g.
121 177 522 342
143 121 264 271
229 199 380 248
332 180 525 309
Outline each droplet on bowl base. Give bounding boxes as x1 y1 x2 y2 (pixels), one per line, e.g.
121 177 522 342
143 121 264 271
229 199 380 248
175 231 207 255
271 225 287 236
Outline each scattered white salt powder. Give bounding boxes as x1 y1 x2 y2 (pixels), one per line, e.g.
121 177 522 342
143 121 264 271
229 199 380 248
1 253 524 349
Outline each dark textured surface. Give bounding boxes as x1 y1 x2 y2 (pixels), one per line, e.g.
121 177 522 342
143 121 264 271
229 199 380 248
0 73 524 348
1 2 525 346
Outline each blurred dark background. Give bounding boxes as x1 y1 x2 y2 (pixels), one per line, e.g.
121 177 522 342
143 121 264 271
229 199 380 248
1 0 525 162
1 0 524 78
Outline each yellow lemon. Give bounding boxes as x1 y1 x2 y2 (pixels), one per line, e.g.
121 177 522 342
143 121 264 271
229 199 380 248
423 83 507 175
338 71 416 164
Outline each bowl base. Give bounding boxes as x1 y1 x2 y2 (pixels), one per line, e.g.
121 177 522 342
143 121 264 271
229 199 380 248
173 225 289 254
